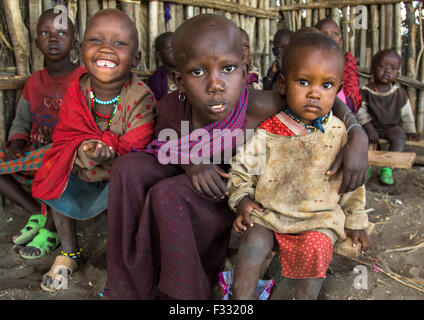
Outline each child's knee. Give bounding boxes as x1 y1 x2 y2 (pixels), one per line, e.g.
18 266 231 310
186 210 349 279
386 126 406 142
239 226 273 262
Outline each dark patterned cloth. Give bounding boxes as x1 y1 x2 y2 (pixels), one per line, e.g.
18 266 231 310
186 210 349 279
106 90 248 299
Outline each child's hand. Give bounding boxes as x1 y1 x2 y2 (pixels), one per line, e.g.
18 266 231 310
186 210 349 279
407 133 421 141
181 163 229 199
345 228 371 253
2 139 26 161
327 125 368 193
82 141 116 163
38 126 53 144
233 196 262 233
363 122 379 144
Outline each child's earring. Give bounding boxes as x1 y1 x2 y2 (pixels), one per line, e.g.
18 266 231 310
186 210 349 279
178 92 186 102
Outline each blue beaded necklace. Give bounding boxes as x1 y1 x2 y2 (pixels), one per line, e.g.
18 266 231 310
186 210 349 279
284 108 329 133
92 94 120 105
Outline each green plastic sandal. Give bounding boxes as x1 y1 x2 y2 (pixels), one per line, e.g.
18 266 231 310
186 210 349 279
13 214 47 245
378 167 394 185
19 228 60 260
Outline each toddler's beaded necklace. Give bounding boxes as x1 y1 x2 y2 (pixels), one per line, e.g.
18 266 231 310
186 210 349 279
89 86 120 130
284 108 329 133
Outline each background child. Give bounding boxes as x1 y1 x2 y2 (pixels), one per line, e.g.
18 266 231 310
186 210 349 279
240 28 263 90
0 9 85 258
31 9 155 292
263 29 293 90
147 32 177 101
107 14 369 300
315 18 362 113
357 49 419 185
228 32 371 300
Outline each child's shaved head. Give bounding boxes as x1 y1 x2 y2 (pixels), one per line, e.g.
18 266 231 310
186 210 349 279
37 8 75 35
172 14 243 68
86 9 139 52
282 32 344 78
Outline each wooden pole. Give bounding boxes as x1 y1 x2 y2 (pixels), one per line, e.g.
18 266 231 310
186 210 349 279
385 4 393 49
78 0 87 45
349 6 355 55
87 0 100 18
149 0 159 71
406 2 417 118
305 0 312 27
380 4 386 49
29 0 43 73
394 2 402 56
371 4 379 57
42 0 52 10
120 0 135 21
4 0 29 76
269 0 277 69
342 7 349 53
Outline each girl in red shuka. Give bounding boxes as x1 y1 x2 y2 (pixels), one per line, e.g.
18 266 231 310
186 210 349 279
32 9 155 292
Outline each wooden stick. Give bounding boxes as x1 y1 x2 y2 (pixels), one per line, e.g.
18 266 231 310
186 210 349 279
149 0 159 71
78 0 87 46
305 0 312 27
87 0 101 18
341 7 349 53
349 6 356 55
380 4 386 50
394 2 402 56
29 0 43 73
4 0 30 76
370 5 379 57
406 2 417 118
385 4 393 49
274 0 414 11
152 0 279 19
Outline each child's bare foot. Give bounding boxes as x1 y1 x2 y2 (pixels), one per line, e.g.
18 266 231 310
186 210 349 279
12 214 46 245
19 228 60 259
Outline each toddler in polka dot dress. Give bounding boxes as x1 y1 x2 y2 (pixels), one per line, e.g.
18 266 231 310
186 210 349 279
31 9 155 292
228 32 371 300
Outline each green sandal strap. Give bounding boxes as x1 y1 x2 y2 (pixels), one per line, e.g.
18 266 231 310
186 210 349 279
20 228 60 260
13 214 47 245
19 214 46 233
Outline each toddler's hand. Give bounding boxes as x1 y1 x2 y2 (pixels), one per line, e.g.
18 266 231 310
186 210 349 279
363 123 379 144
345 228 371 253
233 196 262 233
82 141 116 163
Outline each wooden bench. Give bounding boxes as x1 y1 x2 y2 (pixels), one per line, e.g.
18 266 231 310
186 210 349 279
368 150 416 169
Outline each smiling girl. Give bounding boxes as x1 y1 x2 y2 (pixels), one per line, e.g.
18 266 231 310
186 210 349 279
31 9 154 292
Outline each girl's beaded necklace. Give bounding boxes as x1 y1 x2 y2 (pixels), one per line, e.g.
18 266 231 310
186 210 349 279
89 86 120 130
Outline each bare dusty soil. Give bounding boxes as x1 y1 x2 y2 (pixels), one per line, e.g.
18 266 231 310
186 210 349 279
0 144 423 300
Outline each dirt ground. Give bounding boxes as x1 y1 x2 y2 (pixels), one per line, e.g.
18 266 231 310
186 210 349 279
0 145 423 300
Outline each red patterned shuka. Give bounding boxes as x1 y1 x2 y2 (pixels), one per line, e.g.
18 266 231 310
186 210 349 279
32 72 155 200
